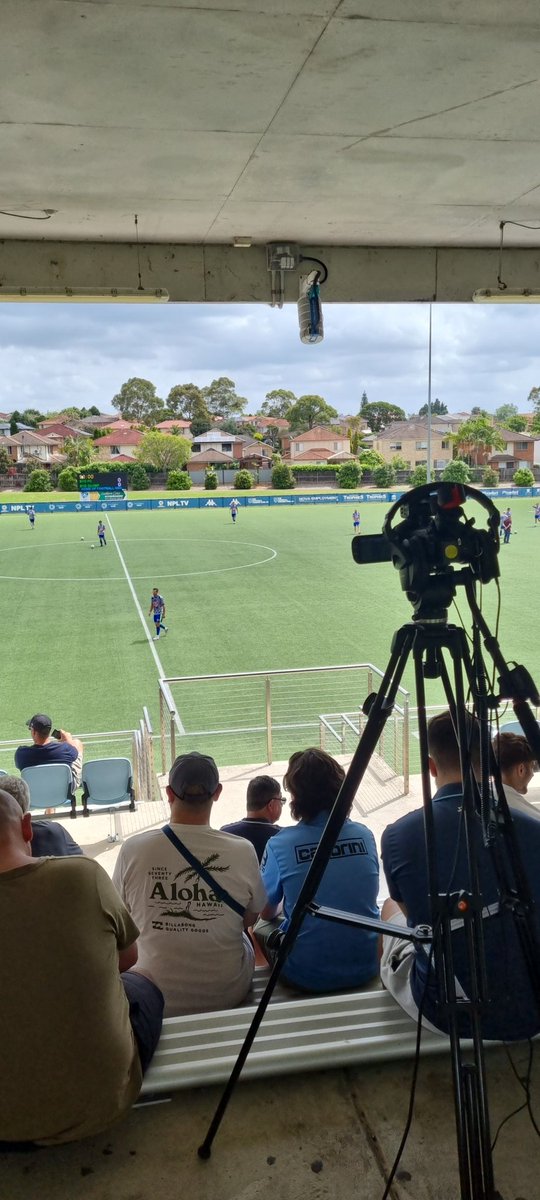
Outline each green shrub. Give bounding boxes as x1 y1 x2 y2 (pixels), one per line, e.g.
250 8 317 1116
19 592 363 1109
129 464 150 490
24 469 52 492
336 461 361 488
391 455 409 472
167 470 192 491
234 469 254 490
513 467 534 486
358 449 385 473
372 464 396 488
410 465 427 486
205 468 218 490
57 466 79 491
271 462 295 489
441 459 471 484
482 467 499 487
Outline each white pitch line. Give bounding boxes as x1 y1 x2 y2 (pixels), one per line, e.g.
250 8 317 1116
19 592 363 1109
108 517 185 735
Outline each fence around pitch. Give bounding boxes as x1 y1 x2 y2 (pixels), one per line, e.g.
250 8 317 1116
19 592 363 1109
158 664 410 783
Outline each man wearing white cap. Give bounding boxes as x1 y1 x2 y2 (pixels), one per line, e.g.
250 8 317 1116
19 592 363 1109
113 752 267 1016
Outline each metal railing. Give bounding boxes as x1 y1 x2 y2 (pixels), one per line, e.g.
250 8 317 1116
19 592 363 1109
132 707 159 804
319 700 410 794
157 664 410 784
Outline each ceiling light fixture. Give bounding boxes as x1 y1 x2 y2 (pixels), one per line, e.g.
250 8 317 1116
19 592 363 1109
473 219 540 302
0 287 169 303
233 236 252 248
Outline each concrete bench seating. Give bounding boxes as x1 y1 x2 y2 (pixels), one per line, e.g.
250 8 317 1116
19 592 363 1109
141 967 449 1095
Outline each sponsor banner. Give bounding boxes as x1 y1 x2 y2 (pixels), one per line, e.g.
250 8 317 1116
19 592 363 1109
1 486 540 515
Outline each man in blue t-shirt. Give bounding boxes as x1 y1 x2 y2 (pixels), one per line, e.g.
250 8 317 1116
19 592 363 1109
221 775 284 862
148 588 168 640
381 710 540 1042
14 714 84 789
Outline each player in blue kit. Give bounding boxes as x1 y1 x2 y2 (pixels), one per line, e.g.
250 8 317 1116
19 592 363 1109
148 588 168 639
97 520 107 547
27 506 35 529
352 509 360 532
229 499 239 523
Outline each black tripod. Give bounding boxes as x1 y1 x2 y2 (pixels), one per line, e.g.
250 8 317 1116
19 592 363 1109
199 522 540 1200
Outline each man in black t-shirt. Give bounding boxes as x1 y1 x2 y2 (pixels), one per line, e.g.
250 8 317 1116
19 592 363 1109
221 775 284 861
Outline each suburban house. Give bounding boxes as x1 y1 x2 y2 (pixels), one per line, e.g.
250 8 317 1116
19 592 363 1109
0 430 66 466
155 419 192 436
189 429 272 465
249 415 290 434
282 425 350 462
487 427 539 475
94 429 143 461
372 420 454 470
37 421 92 442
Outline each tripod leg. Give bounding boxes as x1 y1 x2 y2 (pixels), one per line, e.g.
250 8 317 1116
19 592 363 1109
198 623 418 1159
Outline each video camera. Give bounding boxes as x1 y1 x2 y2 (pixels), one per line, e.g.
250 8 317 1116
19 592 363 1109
352 482 500 620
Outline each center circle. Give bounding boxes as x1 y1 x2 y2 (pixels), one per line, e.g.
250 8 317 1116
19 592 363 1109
0 538 278 582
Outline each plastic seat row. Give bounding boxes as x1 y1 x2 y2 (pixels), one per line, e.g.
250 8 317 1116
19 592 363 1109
0 759 135 820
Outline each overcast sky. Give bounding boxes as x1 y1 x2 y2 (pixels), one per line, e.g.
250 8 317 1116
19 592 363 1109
1 301 539 418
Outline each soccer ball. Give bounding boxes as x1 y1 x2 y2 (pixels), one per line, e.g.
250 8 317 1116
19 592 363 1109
91 544 95 549
81 537 84 541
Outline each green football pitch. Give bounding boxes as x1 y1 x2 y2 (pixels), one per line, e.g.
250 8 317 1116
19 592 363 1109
1 496 538 759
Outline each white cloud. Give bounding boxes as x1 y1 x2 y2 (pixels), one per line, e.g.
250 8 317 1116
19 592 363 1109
0 300 539 415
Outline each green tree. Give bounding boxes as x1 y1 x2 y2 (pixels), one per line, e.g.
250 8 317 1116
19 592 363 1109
57 466 79 491
494 403 518 423
505 415 527 432
454 416 504 466
271 462 295 489
513 467 534 486
418 398 448 417
190 394 213 437
287 394 338 431
136 431 190 471
361 402 406 432
166 383 204 420
336 461 362 488
112 377 165 426
0 445 10 474
202 377 248 420
129 464 149 490
482 467 499 486
234 468 253 490
359 391 369 413
373 464 396 488
18 408 42 428
531 412 540 434
350 429 360 455
167 470 192 491
358 449 385 473
261 389 296 418
410 465 427 486
441 459 471 483
527 386 540 415
63 437 96 468
204 468 218 490
24 469 52 492
391 455 409 472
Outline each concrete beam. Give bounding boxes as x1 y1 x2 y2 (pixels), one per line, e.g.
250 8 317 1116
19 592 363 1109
1 241 540 303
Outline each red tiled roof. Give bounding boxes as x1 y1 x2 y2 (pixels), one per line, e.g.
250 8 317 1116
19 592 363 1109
96 430 143 446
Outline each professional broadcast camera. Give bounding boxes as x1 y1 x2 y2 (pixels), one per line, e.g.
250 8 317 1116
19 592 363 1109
352 481 500 620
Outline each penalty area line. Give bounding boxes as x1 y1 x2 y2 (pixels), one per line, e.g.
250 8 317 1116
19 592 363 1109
108 517 185 735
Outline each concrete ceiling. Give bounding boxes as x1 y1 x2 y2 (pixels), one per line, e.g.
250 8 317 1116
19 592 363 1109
2 1 540 299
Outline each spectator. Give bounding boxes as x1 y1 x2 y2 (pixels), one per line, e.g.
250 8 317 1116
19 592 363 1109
0 788 163 1146
381 710 540 1041
254 748 379 992
0 775 84 857
221 775 285 861
113 752 267 1016
492 731 539 819
14 714 83 788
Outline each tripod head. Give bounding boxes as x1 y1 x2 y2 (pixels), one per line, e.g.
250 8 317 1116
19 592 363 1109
353 482 500 622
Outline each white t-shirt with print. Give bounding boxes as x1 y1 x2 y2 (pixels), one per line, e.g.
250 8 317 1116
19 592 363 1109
113 824 267 1016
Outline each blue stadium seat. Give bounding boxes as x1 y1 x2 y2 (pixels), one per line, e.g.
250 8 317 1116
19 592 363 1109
81 758 135 839
20 764 76 818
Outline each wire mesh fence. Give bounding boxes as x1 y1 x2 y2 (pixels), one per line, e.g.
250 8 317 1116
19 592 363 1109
158 664 410 785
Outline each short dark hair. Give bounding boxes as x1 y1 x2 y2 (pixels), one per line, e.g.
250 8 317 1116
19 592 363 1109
246 776 280 812
283 748 346 822
427 710 481 775
493 732 537 773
